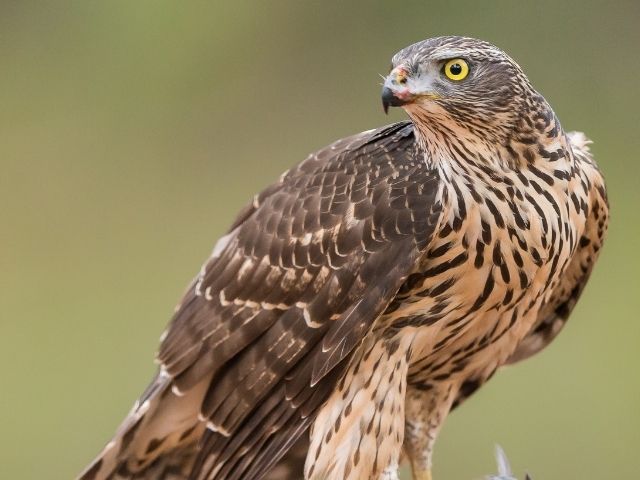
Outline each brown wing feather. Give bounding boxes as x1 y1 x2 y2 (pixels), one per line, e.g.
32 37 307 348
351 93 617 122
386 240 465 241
153 122 443 480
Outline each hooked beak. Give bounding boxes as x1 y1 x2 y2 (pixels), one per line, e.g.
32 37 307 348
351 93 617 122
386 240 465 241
382 66 415 114
382 86 410 114
382 65 439 114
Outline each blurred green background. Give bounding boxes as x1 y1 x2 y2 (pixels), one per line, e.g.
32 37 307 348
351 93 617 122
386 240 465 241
1 1 638 479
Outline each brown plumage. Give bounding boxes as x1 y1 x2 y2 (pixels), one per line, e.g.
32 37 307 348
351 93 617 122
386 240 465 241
79 36 608 480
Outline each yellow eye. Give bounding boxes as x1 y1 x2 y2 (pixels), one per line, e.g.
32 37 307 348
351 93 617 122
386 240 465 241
444 58 469 81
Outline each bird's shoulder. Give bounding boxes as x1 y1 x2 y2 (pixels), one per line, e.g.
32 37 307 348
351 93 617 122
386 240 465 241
225 120 442 260
285 121 420 181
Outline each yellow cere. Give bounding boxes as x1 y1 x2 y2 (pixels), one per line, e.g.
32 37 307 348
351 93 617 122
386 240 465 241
444 58 469 81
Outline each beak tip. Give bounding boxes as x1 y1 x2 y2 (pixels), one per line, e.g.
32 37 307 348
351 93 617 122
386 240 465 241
381 85 406 114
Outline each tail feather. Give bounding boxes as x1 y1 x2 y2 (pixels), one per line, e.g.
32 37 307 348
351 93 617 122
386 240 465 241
78 372 208 480
79 368 309 480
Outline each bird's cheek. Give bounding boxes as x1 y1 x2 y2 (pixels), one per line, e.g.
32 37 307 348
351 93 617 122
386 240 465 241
393 88 415 101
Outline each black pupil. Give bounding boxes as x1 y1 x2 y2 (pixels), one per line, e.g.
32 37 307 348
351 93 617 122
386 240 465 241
449 63 462 75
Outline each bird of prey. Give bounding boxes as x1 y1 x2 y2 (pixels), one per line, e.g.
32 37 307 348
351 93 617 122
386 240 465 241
79 36 608 480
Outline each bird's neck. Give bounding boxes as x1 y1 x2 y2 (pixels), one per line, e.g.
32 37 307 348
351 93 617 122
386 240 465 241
411 99 569 174
412 120 514 172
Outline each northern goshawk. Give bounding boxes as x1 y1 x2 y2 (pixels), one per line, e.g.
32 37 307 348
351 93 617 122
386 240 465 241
79 36 608 480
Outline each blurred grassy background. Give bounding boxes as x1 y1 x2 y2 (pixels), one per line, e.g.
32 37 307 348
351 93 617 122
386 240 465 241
1 1 638 479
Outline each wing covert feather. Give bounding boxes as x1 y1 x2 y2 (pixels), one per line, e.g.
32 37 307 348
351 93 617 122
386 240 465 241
155 122 443 480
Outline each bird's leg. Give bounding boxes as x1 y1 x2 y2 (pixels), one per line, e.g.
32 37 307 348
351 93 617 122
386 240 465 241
413 470 432 480
305 336 411 480
403 382 456 480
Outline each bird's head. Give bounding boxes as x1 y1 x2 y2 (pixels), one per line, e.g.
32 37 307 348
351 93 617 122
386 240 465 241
382 36 540 144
